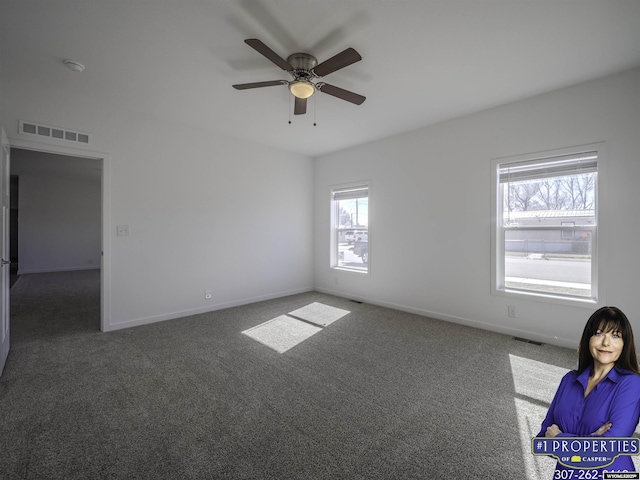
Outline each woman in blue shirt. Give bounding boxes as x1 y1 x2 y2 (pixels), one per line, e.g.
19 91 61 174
538 306 640 478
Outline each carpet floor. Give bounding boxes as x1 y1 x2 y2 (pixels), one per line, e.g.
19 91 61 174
1 270 625 479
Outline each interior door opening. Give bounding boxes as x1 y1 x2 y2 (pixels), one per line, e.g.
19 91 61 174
9 145 106 335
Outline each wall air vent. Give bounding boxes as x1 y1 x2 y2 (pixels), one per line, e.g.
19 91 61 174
19 120 92 146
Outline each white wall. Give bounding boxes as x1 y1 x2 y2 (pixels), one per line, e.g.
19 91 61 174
17 174 101 274
104 120 315 330
1 79 315 332
314 68 640 350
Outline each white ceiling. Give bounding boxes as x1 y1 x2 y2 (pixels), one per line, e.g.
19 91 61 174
2 0 640 158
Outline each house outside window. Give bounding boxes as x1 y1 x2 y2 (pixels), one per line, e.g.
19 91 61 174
331 183 369 273
492 145 601 302
561 222 576 240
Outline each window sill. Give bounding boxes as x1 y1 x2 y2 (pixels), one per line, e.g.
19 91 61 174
331 266 369 275
494 286 599 309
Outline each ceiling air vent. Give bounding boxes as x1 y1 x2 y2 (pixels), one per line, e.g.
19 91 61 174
19 120 92 146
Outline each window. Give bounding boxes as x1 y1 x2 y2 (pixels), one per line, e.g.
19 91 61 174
492 145 600 302
331 183 369 273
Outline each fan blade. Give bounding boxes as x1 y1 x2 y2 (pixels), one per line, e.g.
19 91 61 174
294 97 307 115
233 80 286 90
317 83 365 105
245 38 293 72
313 47 362 77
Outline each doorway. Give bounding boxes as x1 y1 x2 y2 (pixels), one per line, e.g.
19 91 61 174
9 176 18 287
8 139 110 333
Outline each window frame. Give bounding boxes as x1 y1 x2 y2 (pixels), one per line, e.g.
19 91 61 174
330 181 371 274
490 143 604 307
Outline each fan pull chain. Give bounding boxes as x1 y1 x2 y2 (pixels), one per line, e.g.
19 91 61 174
313 94 317 126
288 94 292 124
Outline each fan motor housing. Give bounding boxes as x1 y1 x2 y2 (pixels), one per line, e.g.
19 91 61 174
287 53 318 76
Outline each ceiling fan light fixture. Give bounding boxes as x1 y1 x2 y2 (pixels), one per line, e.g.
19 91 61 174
233 39 365 113
289 81 314 99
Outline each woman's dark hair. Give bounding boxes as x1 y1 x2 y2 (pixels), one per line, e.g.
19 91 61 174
577 306 640 375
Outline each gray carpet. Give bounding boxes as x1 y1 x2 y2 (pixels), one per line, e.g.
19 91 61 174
1 270 585 479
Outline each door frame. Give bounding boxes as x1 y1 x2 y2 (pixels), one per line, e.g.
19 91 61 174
8 137 111 332
1 128 10 376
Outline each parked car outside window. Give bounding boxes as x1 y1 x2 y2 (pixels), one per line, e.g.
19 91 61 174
355 231 368 242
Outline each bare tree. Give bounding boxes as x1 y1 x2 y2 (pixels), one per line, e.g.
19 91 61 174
535 179 567 210
508 182 541 211
560 174 595 210
507 173 595 212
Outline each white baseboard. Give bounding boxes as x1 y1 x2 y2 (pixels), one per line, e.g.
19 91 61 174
104 286 314 332
314 287 577 350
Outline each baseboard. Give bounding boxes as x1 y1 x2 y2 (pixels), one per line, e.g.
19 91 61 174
17 266 100 275
104 286 314 332
314 287 577 350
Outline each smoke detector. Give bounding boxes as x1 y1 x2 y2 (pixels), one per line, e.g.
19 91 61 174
63 59 85 72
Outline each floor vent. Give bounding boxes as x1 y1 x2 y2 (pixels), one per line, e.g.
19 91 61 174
513 336 543 346
19 120 92 146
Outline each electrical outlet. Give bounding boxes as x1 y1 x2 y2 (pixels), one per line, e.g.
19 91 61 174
116 225 130 236
508 305 516 318
205 290 212 300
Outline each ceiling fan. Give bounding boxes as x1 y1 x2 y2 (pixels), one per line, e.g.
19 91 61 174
232 38 366 115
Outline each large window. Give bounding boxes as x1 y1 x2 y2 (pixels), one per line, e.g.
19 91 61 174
492 145 600 302
331 183 369 273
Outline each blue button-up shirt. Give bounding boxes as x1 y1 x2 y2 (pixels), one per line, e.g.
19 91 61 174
538 365 640 475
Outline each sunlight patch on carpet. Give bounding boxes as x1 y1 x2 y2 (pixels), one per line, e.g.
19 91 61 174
242 315 322 353
242 302 351 353
509 354 568 404
509 354 570 479
288 302 350 327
